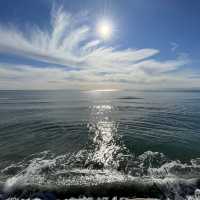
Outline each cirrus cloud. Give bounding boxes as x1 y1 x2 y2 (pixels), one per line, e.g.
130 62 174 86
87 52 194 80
0 7 194 89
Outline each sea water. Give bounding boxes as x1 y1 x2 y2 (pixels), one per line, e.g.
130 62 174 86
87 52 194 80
0 90 200 199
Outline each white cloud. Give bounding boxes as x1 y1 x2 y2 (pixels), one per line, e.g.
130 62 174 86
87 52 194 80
1 62 198 90
170 42 179 52
0 7 193 89
133 58 188 74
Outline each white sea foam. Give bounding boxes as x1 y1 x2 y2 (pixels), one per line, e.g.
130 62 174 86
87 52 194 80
2 149 200 199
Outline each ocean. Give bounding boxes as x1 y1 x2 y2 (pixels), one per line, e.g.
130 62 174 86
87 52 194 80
0 90 200 199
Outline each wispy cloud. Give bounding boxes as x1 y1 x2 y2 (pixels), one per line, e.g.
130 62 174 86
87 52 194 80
0 7 194 89
170 42 179 52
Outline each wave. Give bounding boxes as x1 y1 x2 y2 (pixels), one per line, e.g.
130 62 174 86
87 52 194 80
1 150 200 199
0 105 200 199
1 177 200 199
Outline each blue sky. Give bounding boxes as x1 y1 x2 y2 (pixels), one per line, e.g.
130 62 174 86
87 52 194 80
0 0 199 90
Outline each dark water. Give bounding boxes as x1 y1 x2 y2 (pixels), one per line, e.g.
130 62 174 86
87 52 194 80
0 90 200 199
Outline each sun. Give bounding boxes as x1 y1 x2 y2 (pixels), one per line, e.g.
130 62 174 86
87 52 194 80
97 20 113 40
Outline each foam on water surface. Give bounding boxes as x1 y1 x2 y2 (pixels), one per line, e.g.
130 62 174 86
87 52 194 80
1 149 200 199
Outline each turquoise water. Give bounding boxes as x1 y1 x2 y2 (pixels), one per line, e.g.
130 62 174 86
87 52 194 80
0 90 200 198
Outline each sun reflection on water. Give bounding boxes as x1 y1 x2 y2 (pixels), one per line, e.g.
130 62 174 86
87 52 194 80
86 104 124 169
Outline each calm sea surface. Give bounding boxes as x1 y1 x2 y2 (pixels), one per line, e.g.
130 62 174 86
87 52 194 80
0 90 200 198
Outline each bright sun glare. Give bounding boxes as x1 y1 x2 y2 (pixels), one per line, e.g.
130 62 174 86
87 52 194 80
97 20 113 40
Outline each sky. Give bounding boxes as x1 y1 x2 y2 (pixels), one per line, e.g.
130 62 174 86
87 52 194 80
0 0 200 90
